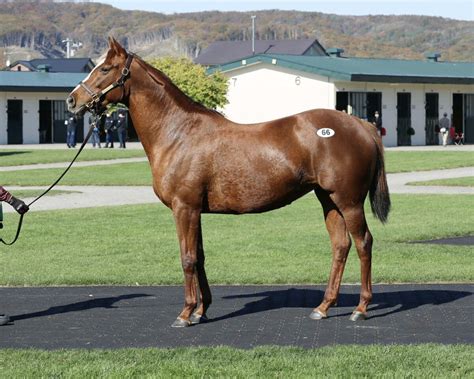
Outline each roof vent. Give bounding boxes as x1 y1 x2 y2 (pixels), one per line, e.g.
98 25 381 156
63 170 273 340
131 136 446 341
425 52 441 62
37 64 51 72
327 48 344 57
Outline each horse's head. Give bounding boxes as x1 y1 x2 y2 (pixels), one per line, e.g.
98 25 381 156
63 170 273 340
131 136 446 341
67 37 133 116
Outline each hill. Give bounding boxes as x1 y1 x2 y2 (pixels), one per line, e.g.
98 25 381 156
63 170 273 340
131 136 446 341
0 1 472 67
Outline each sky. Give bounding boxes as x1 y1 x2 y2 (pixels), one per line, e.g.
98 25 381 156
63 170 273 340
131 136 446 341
97 0 474 21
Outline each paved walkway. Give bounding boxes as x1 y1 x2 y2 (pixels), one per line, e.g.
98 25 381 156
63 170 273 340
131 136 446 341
0 284 472 349
388 167 474 194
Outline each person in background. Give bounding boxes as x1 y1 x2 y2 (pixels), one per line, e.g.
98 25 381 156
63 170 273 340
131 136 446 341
0 186 29 326
439 112 451 147
65 112 77 148
117 110 127 149
89 115 101 148
104 112 115 148
372 111 383 136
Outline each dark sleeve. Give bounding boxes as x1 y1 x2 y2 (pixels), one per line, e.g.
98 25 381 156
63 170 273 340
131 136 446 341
0 186 12 202
376 118 382 130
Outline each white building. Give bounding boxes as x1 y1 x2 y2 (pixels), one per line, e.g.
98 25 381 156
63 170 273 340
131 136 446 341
210 53 474 146
0 71 89 144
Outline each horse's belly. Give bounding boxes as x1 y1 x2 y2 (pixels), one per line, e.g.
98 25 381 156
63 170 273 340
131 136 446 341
206 176 312 214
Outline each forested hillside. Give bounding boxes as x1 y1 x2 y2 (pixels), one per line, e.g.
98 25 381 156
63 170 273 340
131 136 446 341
0 1 472 67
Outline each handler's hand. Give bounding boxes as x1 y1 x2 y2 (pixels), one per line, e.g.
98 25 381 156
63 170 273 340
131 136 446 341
8 197 29 215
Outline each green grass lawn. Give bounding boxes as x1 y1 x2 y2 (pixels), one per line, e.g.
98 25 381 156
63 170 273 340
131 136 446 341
1 194 472 285
0 162 153 186
0 345 472 378
0 148 145 166
408 176 474 187
384 151 474 173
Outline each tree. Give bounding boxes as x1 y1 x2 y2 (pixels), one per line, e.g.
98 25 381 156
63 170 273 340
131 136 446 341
147 57 228 110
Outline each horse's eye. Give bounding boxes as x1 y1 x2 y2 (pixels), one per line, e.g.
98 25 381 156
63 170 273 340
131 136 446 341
100 66 111 73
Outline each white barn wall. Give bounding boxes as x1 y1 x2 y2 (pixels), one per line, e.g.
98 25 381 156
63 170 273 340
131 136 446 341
223 64 334 124
381 88 397 147
0 91 89 144
411 88 426 146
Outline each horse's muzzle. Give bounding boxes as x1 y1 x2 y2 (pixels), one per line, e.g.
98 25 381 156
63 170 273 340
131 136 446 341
66 96 76 109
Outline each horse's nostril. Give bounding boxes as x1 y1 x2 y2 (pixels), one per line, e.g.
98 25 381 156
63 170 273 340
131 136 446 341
66 96 75 107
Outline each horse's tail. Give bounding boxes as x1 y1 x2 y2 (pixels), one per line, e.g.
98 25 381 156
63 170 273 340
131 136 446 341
369 135 391 223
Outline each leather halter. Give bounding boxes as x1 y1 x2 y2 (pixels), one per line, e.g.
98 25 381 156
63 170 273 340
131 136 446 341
79 53 134 113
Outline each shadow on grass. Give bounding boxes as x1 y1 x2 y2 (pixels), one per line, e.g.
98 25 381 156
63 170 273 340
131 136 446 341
209 287 472 322
0 151 29 158
11 293 152 322
411 235 474 246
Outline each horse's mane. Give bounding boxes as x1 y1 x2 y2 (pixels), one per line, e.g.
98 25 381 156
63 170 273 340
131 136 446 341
133 55 223 117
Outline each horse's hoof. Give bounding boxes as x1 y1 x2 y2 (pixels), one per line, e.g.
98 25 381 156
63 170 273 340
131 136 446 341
171 317 191 328
189 313 208 325
349 311 367 321
309 310 327 320
0 314 11 326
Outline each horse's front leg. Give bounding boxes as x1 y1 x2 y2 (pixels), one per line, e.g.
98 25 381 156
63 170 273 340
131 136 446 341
171 202 201 328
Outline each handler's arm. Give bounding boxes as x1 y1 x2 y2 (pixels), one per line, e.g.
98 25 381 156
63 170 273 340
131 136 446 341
0 186 29 214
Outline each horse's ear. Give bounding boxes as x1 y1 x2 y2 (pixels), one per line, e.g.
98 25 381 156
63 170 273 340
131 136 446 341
108 36 126 56
108 36 116 51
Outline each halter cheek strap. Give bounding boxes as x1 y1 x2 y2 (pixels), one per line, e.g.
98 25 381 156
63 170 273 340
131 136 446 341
80 53 134 112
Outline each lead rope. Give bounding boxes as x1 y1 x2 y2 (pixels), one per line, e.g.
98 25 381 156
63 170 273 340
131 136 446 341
1 117 97 246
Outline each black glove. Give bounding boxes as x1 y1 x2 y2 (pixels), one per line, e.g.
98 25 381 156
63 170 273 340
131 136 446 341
8 197 29 215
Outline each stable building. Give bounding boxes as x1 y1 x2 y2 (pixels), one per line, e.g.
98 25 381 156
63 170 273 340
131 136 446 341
208 52 474 146
0 71 89 144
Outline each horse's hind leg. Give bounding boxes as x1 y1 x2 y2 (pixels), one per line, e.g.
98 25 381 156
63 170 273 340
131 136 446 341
310 189 352 320
340 205 373 321
189 219 212 324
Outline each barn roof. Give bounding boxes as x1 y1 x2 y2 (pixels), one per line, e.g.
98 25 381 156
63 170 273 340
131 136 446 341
7 58 94 73
209 54 474 84
0 71 87 92
194 39 327 66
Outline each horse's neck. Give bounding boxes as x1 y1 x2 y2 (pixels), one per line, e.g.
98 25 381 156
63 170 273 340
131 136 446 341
126 66 214 155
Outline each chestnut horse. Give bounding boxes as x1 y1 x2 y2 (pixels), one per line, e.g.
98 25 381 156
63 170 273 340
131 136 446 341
67 37 390 327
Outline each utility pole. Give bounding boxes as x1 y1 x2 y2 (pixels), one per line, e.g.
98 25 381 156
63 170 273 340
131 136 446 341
62 38 83 58
62 38 72 58
251 15 256 55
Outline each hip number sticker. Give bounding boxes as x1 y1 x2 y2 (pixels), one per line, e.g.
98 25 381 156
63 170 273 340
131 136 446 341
316 128 335 138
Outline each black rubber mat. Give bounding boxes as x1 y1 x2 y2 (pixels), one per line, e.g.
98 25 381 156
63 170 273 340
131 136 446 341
413 235 474 245
0 284 472 349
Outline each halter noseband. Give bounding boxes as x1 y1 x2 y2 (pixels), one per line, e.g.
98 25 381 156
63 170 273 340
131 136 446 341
79 53 134 113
